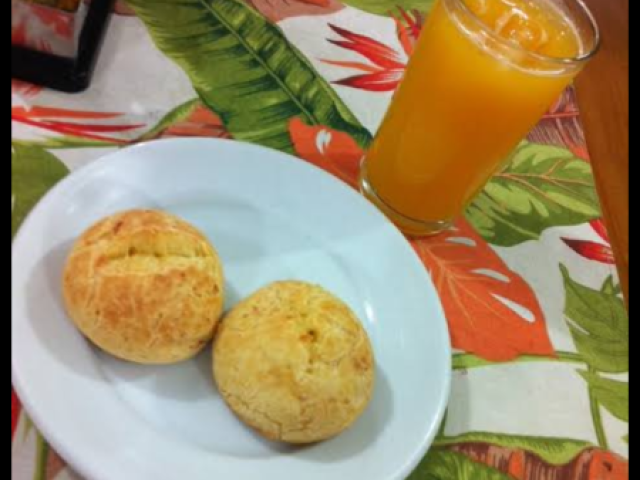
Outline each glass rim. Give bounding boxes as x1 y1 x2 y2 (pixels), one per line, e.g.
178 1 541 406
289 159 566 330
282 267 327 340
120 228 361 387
449 0 601 66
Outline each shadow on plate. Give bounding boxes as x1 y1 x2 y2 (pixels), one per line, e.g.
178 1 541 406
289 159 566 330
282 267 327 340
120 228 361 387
26 240 107 382
292 367 394 463
26 241 393 462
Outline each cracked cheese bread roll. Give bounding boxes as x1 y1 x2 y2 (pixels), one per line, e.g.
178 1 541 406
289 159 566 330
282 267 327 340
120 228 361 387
213 281 374 444
63 209 224 364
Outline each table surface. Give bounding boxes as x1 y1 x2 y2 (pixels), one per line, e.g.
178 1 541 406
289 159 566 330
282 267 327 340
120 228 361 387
576 0 629 301
12 1 629 479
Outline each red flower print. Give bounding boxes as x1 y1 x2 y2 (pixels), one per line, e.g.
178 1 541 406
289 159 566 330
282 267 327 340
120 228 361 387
11 389 21 440
12 80 43 99
529 88 590 160
322 10 423 92
562 219 616 265
12 106 145 144
12 1 73 50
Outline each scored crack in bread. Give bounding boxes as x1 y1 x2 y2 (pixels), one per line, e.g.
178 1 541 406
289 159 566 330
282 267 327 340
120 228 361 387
63 209 225 364
213 281 375 444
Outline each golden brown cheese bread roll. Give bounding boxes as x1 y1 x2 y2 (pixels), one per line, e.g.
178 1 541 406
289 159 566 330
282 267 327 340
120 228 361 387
213 281 375 444
63 209 224 364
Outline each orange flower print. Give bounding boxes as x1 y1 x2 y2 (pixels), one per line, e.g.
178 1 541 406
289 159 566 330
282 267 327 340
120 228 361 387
413 220 553 361
448 441 629 480
155 105 231 140
289 118 363 188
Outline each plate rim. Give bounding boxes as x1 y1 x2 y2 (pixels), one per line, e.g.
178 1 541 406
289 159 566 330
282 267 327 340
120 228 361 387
12 138 452 480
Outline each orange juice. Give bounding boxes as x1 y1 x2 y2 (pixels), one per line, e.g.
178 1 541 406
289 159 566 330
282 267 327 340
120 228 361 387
360 0 598 236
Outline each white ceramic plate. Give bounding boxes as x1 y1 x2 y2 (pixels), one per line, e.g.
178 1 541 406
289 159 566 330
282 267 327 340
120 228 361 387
12 139 451 480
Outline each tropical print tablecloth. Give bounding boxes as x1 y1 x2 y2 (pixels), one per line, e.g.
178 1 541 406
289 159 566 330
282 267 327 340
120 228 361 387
11 1 629 479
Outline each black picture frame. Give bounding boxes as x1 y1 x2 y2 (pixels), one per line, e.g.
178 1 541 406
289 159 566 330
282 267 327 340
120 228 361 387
11 0 115 93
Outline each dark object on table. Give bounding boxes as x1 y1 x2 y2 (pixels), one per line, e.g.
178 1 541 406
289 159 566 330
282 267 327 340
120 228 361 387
11 0 115 93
